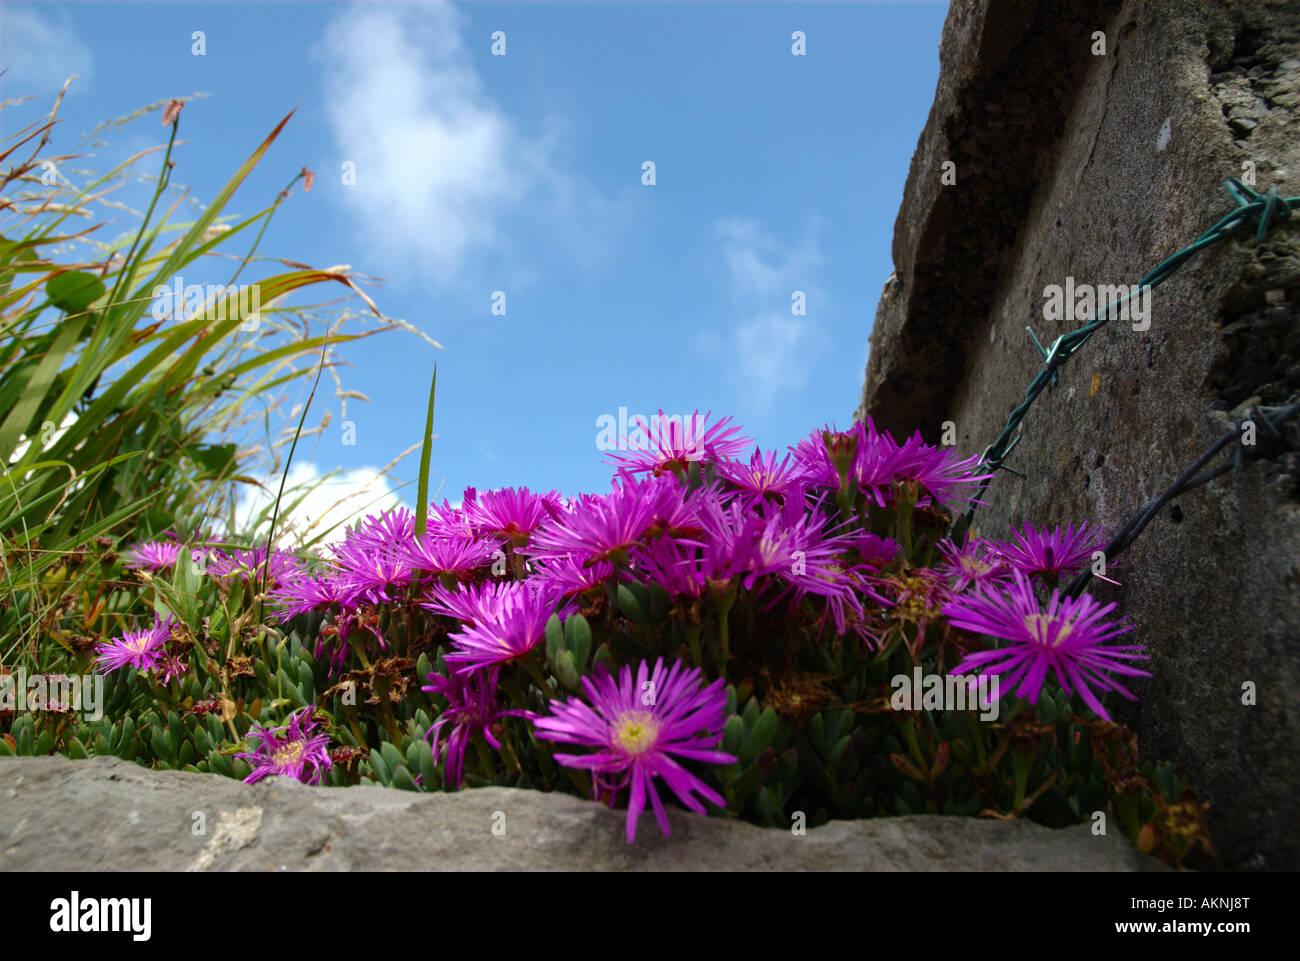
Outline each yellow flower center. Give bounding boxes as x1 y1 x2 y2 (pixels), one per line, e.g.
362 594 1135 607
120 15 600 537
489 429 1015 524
960 556 992 576
1024 613 1072 646
614 711 659 756
272 740 305 767
126 635 152 655
757 536 783 565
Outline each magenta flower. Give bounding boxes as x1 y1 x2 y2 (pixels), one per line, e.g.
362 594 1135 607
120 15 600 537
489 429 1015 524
605 409 752 478
888 432 992 510
93 617 174 674
851 532 901 567
443 585 563 674
848 418 900 501
699 496 853 599
787 423 847 488
267 572 348 622
121 540 183 571
264 576 356 670
421 580 528 627
206 545 304 588
944 571 1150 719
629 537 720 599
235 705 333 786
792 418 990 510
423 496 482 542
630 488 839 603
640 471 707 537
754 509 851 597
330 540 412 605
713 448 807 505
344 508 415 553
531 555 617 599
402 534 497 577
464 486 562 541
789 418 895 501
423 667 526 788
531 657 735 843
937 536 1010 594
528 475 700 567
993 521 1106 581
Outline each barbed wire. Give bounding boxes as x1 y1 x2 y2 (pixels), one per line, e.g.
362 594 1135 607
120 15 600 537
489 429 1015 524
963 179 1298 528
1063 400 1300 598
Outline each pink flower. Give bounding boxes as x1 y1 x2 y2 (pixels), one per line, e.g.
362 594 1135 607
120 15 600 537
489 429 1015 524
888 432 992 510
401 534 497 577
422 667 527 788
605 410 752 478
329 540 411 606
94 618 174 674
992 522 1106 581
531 555 616 599
531 658 736 843
122 541 185 571
421 580 528 628
713 448 808 506
464 486 562 541
937 536 1010 594
267 573 348 622
443 584 564 675
206 544 305 588
527 474 701 567
944 571 1149 720
235 705 332 786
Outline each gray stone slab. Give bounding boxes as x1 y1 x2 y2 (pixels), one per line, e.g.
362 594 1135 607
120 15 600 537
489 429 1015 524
0 756 1164 872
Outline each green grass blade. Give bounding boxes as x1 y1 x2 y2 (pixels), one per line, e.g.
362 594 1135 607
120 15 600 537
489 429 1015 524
415 365 437 539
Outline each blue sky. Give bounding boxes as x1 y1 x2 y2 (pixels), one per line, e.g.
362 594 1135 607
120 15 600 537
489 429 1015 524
1 0 946 537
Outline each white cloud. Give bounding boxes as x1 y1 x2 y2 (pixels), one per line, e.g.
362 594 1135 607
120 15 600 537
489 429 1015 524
231 462 404 547
315 2 628 288
705 216 828 412
7 410 78 465
1 7 93 96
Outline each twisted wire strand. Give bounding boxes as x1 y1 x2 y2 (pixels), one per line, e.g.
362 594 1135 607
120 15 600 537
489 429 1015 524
963 180 1297 528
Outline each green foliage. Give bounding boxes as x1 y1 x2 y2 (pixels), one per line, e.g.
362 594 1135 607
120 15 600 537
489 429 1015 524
0 88 1213 873
0 87 431 671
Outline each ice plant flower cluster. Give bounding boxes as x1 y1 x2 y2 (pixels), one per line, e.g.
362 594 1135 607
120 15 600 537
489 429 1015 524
87 409 1190 859
206 544 305 588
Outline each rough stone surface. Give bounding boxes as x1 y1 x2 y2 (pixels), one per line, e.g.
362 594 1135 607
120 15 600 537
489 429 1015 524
0 756 1165 871
857 0 1300 869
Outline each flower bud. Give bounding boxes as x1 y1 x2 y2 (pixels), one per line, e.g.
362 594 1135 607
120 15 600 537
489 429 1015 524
823 428 859 491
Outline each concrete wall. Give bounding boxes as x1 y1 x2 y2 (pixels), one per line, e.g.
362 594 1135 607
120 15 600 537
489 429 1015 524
857 0 1300 869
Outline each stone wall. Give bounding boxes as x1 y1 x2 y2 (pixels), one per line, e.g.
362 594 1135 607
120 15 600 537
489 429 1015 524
857 0 1300 870
0 756 1165 871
